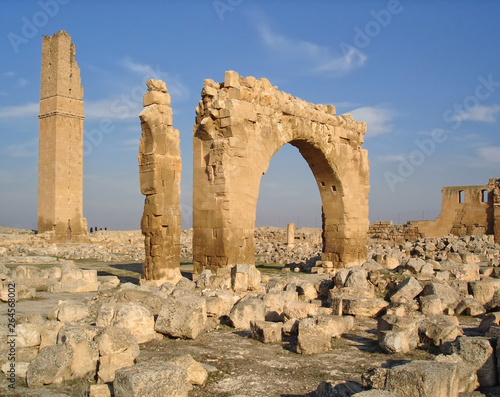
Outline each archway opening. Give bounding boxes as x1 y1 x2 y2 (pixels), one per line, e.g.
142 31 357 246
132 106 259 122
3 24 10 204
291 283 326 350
255 144 322 228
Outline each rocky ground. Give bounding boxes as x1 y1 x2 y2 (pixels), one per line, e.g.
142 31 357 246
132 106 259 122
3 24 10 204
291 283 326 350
0 227 500 396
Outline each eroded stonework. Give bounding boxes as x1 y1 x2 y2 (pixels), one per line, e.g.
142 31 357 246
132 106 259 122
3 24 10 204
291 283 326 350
139 79 182 285
38 30 87 243
192 70 370 275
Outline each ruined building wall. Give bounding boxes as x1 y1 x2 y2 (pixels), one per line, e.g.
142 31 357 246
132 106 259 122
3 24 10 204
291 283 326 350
370 178 500 242
139 79 182 285
192 70 370 275
38 30 87 242
416 182 494 237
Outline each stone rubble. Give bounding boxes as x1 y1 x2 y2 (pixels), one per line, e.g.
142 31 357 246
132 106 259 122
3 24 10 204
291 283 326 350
1 227 500 395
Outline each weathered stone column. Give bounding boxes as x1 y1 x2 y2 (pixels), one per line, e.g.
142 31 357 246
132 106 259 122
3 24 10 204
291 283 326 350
139 79 182 285
287 223 295 249
38 30 87 243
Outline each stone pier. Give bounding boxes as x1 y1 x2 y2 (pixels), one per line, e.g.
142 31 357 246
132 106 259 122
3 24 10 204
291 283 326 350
287 223 295 249
138 79 182 285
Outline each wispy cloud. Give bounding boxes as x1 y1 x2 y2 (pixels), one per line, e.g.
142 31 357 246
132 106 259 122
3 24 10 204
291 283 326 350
0 102 38 119
454 104 500 123
18 78 29 88
85 98 138 120
257 24 366 76
375 154 406 163
478 146 500 164
349 106 395 137
3 71 16 77
121 138 140 151
120 58 189 100
4 139 38 158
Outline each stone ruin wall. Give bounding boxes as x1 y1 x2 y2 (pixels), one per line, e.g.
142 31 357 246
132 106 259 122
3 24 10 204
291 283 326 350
38 31 87 242
192 70 370 275
138 80 182 285
369 178 500 243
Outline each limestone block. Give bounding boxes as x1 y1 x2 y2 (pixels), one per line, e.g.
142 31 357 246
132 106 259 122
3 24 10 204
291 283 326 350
205 291 236 318
26 344 73 387
434 353 479 393
296 281 317 302
224 70 240 88
113 361 190 397
377 315 422 354
231 264 261 292
421 282 459 309
167 354 208 386
296 317 330 355
470 278 500 305
478 312 500 334
155 295 207 339
390 277 423 303
96 303 156 343
419 315 463 347
342 297 388 317
89 384 112 397
57 325 99 379
16 324 41 348
283 300 319 319
250 320 283 343
419 294 443 316
444 336 497 387
52 301 90 323
262 293 285 322
384 360 460 397
229 297 265 329
40 320 64 349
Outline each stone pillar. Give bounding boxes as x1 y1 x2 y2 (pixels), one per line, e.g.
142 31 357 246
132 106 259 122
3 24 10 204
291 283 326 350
38 30 87 243
138 79 182 285
287 223 295 248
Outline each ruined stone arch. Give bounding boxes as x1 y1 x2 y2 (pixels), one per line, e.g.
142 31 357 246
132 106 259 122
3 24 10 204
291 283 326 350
192 71 370 275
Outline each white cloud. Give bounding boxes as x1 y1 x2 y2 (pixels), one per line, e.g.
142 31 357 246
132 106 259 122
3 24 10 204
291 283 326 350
478 146 500 164
18 78 29 87
0 102 38 119
375 154 406 163
3 71 16 77
120 58 189 100
257 24 366 75
454 104 500 123
85 98 139 120
121 138 140 151
349 106 395 137
4 139 38 158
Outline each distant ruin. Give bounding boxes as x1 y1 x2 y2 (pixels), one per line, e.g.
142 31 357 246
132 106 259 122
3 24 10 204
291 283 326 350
37 31 87 242
369 178 500 242
139 80 182 285
192 71 370 275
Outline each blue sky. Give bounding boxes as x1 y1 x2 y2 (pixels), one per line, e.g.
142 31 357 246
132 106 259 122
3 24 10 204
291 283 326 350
1 0 499 230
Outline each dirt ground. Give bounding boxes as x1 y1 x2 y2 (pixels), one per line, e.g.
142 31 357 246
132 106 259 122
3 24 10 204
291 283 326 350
0 260 487 397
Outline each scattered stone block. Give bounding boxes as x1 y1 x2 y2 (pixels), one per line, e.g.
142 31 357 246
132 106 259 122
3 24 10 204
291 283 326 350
155 295 207 339
113 361 190 397
229 297 265 329
250 320 283 343
26 344 73 387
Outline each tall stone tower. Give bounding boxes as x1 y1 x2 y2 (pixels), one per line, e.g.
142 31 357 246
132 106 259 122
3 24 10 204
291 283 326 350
38 30 87 242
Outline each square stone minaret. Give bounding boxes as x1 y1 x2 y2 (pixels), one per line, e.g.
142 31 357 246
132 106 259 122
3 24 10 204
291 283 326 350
38 30 87 242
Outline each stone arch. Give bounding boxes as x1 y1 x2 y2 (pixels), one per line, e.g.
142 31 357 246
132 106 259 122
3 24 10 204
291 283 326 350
192 71 369 275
